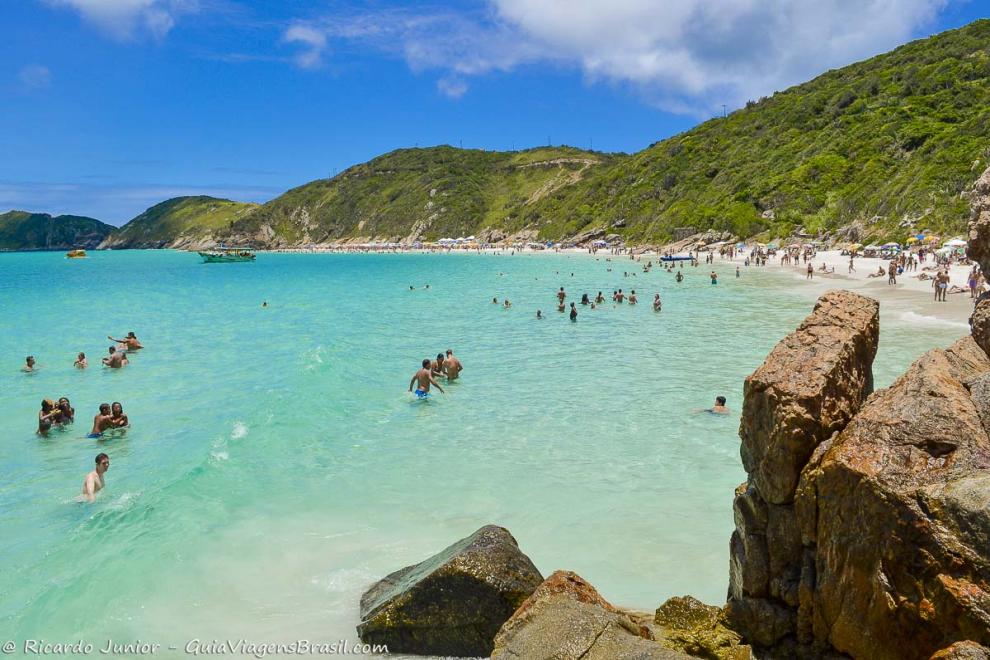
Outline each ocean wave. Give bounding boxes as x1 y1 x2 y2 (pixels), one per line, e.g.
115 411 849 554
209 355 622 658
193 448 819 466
898 311 970 330
231 422 249 439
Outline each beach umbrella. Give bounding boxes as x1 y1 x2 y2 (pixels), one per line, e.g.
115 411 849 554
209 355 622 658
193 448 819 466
925 235 940 243
945 238 967 247
906 237 919 244
915 234 926 240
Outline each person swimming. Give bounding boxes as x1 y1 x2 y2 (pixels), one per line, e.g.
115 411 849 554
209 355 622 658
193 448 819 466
408 358 445 399
22 355 36 372
536 310 543 319
81 453 109 503
88 403 114 438
707 396 729 414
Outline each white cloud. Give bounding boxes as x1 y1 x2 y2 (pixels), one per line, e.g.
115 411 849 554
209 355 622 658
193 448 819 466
283 24 328 69
42 0 195 39
437 77 468 99
19 64 52 89
301 0 951 112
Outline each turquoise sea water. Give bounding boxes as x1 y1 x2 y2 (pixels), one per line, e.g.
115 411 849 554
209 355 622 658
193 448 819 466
0 251 967 654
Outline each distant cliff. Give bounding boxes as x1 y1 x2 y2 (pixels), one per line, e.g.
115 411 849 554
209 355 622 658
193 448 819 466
0 211 114 251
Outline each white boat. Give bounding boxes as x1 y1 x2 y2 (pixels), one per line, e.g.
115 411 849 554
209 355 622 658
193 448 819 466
197 246 256 263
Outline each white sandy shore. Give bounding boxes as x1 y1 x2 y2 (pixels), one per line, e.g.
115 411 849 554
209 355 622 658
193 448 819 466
717 248 976 327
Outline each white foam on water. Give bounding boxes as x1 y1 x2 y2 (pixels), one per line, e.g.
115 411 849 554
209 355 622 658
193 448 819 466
311 567 376 593
899 311 970 330
230 422 248 439
211 451 229 461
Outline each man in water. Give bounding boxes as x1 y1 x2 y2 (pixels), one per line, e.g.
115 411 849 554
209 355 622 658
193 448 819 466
102 346 129 368
707 396 729 414
557 287 566 304
676 271 683 283
108 332 143 351
628 290 638 304
74 352 87 368
110 402 129 429
89 403 115 438
38 399 59 435
431 353 445 378
569 302 578 321
22 355 36 372
536 310 543 319
408 359 445 398
444 349 463 380
653 294 662 312
81 453 109 502
710 271 718 285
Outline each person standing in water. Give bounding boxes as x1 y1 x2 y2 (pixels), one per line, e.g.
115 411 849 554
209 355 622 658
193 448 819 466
653 294 662 312
74 352 87 368
88 403 114 438
102 346 128 368
110 402 129 429
22 356 36 372
81 453 110 503
557 287 566 304
628 290 638 304
431 353 445 378
443 349 463 380
710 271 718 285
569 302 578 321
408 359 445 399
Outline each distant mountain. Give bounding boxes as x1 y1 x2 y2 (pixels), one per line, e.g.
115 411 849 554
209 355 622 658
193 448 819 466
218 19 990 247
0 211 113 251
219 146 616 247
101 196 259 249
20 20 990 250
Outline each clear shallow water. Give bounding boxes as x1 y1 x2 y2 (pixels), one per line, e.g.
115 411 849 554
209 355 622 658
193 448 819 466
0 251 965 651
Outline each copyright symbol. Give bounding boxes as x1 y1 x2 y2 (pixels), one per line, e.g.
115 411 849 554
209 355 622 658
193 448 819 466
2 641 15 654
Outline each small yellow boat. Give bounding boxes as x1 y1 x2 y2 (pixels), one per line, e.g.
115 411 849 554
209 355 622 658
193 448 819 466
66 249 87 259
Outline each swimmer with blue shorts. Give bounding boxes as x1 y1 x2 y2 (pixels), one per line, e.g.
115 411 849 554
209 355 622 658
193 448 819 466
89 403 114 438
408 358 444 400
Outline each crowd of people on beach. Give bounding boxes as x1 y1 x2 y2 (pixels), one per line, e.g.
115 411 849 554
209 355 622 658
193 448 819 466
24 331 143 501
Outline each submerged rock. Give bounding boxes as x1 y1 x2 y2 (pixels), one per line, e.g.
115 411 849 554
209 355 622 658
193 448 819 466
356 525 542 657
492 570 687 659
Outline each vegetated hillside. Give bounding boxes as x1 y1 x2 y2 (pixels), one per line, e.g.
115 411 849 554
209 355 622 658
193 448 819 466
221 146 617 246
521 19 990 244
101 196 259 249
0 211 114 251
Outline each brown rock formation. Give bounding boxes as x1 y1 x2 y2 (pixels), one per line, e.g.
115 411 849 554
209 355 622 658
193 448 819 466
967 164 990 275
491 571 688 659
654 595 751 659
728 290 879 649
739 290 879 506
730 282 990 658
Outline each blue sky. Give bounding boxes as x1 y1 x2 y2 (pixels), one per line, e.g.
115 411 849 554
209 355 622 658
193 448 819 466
1 0 986 225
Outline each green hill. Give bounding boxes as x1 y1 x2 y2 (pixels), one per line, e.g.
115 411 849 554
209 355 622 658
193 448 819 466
221 146 617 246
102 196 259 249
215 19 990 248
518 19 990 244
0 211 113 251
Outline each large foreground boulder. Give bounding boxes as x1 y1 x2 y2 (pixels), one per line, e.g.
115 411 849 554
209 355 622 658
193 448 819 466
492 571 688 659
356 525 543 657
